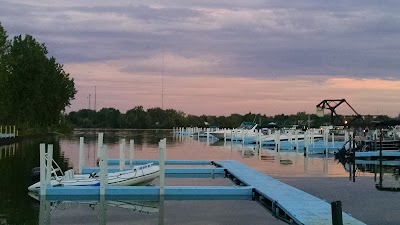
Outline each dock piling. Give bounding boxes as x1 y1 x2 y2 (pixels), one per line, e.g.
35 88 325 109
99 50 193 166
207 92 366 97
46 145 53 188
79 137 84 174
39 143 46 196
331 201 343 225
99 145 107 196
159 138 166 195
129 140 134 167
97 133 104 159
119 139 125 171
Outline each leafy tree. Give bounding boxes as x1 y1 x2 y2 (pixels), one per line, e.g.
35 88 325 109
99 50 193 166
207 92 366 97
68 109 97 128
97 108 121 128
0 27 76 128
164 109 186 128
0 22 10 122
125 106 148 128
146 107 165 128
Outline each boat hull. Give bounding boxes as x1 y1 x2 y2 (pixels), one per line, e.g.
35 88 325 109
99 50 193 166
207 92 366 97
28 164 160 192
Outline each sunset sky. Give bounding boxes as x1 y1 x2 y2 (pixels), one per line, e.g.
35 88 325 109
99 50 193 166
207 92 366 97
1 0 400 117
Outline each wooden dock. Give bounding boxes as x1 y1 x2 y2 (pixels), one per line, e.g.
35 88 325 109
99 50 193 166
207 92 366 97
214 160 366 225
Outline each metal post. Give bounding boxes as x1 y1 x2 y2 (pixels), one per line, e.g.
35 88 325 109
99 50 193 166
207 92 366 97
352 133 356 182
119 139 125 171
46 145 53 187
40 143 46 196
158 195 165 225
379 129 383 187
130 140 134 167
206 128 210 145
159 138 166 195
99 145 107 196
79 137 84 174
97 133 104 159
99 195 106 225
331 201 343 225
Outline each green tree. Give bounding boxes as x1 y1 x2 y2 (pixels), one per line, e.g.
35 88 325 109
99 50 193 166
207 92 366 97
146 107 165 128
126 106 148 128
164 109 186 128
0 31 76 128
97 108 121 128
0 22 10 122
67 109 97 128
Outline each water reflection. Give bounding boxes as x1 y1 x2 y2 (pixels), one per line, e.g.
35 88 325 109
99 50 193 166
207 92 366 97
34 193 256 225
34 193 161 225
358 163 400 192
0 135 67 225
335 150 400 191
3 129 398 224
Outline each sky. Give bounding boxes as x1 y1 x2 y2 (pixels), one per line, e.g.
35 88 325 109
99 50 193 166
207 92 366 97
1 0 400 117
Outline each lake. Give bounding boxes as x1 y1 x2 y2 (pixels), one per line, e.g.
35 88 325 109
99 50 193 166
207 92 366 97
0 129 399 224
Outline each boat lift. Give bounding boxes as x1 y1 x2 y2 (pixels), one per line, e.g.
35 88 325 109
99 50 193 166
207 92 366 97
316 99 362 126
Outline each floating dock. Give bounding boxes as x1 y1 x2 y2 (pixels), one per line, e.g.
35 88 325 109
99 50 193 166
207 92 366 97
214 160 365 225
39 159 366 225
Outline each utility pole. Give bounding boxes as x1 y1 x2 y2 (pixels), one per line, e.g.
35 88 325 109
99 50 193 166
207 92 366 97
161 47 164 109
94 86 97 111
88 94 91 110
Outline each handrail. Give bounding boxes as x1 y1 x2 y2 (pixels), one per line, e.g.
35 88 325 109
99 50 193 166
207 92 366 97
44 153 64 180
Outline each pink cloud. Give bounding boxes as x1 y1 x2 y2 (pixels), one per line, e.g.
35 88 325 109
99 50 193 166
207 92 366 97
65 61 400 117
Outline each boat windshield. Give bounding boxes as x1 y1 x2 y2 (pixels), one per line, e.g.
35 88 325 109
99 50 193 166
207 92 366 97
238 122 257 130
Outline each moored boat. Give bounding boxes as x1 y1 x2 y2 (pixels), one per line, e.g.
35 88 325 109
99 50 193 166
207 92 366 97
209 122 258 140
28 163 160 192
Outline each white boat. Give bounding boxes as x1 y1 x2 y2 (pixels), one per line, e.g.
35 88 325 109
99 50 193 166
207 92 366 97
28 162 160 192
209 122 258 140
260 129 324 144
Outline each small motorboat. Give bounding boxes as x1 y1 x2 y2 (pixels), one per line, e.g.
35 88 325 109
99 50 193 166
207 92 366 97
28 162 160 192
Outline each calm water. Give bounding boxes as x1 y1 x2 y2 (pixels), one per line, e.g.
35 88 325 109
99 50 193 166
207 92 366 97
0 129 399 225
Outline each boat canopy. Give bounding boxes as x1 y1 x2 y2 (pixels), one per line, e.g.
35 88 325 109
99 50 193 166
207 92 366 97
238 122 257 130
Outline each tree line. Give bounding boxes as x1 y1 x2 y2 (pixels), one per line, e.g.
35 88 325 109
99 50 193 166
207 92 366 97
0 22 76 131
66 106 400 129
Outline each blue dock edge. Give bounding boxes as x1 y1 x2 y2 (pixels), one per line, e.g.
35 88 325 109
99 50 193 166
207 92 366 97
355 151 400 158
106 159 212 165
44 186 253 201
